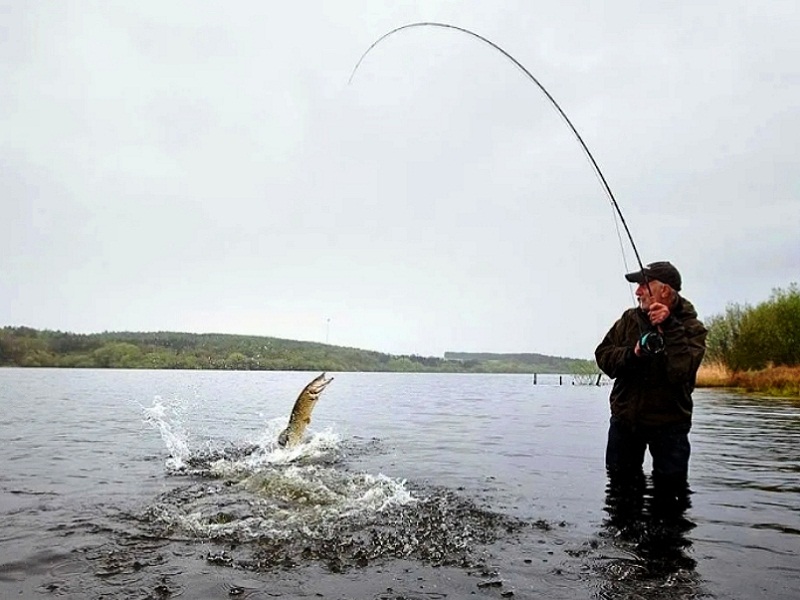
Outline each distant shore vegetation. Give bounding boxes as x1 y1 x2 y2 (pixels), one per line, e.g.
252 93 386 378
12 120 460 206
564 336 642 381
0 328 597 375
4 283 797 396
698 283 800 397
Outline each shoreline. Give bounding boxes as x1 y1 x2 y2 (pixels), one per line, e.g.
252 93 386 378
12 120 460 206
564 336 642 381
696 363 800 398
2 362 799 398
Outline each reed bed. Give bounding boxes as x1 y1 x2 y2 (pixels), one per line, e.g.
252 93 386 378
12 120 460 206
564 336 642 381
697 362 800 398
696 362 732 388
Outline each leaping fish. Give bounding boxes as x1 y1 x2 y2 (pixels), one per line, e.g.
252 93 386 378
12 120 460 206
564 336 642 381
277 373 334 447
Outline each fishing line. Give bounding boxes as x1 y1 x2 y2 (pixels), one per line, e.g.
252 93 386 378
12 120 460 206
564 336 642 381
348 21 647 289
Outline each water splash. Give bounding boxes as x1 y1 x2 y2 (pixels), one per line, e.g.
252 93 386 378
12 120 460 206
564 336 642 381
134 394 525 574
242 419 343 466
141 395 191 470
133 473 524 573
142 464 417 541
142 396 343 474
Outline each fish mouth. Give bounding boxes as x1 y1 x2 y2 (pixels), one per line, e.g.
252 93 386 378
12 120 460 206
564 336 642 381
308 373 334 395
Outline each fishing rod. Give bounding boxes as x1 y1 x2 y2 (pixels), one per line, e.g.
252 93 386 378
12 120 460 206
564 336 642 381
348 21 648 282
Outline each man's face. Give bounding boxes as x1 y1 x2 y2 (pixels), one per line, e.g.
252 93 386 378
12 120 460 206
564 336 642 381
635 279 669 311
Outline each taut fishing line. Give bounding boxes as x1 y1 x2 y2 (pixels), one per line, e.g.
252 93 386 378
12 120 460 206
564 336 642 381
348 21 648 292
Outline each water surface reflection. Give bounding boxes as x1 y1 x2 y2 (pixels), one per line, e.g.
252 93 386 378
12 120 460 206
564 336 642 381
595 472 702 599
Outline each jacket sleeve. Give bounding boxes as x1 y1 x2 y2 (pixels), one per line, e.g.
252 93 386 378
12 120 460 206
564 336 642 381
660 315 708 385
595 313 641 379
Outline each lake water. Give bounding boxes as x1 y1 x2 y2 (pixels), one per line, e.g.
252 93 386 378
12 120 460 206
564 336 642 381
1 368 798 599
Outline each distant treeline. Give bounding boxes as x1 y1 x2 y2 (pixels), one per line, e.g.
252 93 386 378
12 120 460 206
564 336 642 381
444 351 594 373
704 283 800 371
0 327 598 374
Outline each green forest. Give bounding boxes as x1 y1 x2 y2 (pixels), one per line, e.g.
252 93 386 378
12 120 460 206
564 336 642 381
704 283 800 370
0 327 598 374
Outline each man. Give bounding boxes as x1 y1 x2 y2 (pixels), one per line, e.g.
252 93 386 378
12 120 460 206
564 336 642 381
595 261 707 505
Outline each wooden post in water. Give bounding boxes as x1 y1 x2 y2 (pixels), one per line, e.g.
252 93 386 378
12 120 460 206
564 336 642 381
595 373 602 386
533 373 537 385
559 375 562 385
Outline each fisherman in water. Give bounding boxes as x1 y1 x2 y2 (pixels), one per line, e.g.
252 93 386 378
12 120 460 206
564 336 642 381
595 261 707 509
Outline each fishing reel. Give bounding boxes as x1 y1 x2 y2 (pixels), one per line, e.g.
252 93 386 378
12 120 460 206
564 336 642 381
639 330 666 356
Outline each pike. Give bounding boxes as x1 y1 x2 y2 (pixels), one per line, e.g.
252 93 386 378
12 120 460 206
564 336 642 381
277 373 334 447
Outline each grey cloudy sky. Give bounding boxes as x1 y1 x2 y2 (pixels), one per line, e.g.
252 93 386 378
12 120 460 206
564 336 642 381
2 1 798 359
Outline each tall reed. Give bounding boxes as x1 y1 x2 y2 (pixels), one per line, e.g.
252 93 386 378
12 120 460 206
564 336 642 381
696 362 800 397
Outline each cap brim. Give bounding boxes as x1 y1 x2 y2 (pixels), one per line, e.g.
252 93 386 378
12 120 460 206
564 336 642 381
625 270 647 284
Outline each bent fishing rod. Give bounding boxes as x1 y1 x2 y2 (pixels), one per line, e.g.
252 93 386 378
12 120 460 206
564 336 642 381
348 21 650 285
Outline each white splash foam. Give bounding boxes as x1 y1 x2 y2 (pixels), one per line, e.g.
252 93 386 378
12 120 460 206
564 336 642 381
143 456 417 542
243 419 342 466
141 395 192 470
241 465 416 521
352 473 416 512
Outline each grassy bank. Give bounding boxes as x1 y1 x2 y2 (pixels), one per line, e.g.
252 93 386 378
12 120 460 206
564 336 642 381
696 362 800 398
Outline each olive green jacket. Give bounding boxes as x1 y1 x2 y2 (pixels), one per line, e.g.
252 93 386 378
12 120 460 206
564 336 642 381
595 296 708 427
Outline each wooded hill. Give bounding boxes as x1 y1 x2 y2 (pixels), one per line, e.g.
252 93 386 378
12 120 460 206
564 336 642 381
0 326 598 374
444 351 591 373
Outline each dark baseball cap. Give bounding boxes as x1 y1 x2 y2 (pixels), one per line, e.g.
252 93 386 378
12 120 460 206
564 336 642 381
624 261 682 291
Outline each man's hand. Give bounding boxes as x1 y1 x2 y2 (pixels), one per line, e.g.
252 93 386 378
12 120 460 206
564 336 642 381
647 302 671 326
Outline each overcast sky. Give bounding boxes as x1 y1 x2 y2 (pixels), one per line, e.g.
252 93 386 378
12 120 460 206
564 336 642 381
2 1 797 359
